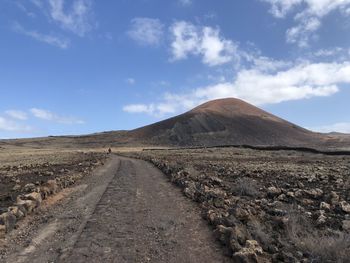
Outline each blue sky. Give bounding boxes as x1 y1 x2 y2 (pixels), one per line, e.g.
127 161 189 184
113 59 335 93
0 0 350 139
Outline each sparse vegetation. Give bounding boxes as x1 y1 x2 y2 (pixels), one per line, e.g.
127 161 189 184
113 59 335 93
231 177 260 197
286 209 350 262
123 147 350 262
0 148 107 239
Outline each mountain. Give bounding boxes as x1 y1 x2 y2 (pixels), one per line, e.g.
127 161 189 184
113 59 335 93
128 98 324 146
1 98 349 149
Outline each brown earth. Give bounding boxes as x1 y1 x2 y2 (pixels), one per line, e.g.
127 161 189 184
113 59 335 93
122 147 350 262
128 98 349 148
0 97 350 262
1 98 349 150
0 151 107 214
1 155 230 263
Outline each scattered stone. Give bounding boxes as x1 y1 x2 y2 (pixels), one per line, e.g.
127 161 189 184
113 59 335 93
123 148 350 262
286 191 295 198
16 197 36 214
183 185 196 199
277 194 286 201
0 212 16 232
232 240 265 263
12 184 21 191
44 171 54 176
210 176 223 185
214 225 232 245
206 210 221 225
330 191 340 205
305 211 313 218
204 186 227 199
304 188 323 199
44 179 59 194
316 214 327 226
231 224 249 246
39 186 51 199
267 187 282 197
23 192 42 207
0 225 5 238
320 202 331 211
340 201 350 213
8 206 24 220
230 239 243 253
301 198 314 206
23 183 36 192
342 220 350 231
234 207 251 222
308 175 316 183
294 190 304 198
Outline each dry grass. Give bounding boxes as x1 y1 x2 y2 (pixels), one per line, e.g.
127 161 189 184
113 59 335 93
286 210 350 262
231 177 260 197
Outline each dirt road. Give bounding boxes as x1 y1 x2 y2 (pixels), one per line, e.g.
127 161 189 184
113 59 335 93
1 156 229 263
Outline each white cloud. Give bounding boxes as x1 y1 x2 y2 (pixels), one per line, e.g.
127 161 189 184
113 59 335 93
261 0 302 18
123 103 175 117
313 47 345 57
178 0 193 6
126 78 136 85
123 61 350 117
5 110 28 120
30 108 85 124
170 21 238 66
261 0 350 47
286 17 321 47
128 18 164 46
311 122 350 133
47 0 94 36
243 54 292 72
262 0 350 18
12 22 70 49
28 0 94 37
14 1 36 18
0 117 32 132
123 104 154 115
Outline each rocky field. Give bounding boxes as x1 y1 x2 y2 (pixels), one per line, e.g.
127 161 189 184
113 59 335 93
122 147 350 263
0 149 107 239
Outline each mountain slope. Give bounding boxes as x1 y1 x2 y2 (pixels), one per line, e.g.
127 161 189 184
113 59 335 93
1 98 349 149
128 98 323 146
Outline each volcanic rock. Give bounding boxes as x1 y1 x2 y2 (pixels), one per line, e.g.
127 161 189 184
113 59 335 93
128 98 325 147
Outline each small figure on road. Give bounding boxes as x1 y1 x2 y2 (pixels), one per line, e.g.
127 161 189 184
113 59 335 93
108 148 112 154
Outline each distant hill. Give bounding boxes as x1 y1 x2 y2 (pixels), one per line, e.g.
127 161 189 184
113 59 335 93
1 98 349 149
128 98 327 146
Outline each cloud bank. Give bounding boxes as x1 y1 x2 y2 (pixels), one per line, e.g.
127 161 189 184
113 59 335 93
123 61 350 116
30 108 85 124
0 117 32 132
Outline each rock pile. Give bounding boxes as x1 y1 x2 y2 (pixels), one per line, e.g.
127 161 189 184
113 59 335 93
0 152 107 238
0 180 55 238
124 147 350 262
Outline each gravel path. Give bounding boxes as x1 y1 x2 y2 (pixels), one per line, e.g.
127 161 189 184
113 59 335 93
1 156 229 263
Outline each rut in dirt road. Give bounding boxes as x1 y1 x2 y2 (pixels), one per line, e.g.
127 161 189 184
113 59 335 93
62 156 229 263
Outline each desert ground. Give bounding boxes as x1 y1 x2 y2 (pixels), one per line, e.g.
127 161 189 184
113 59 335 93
121 147 350 262
0 144 349 262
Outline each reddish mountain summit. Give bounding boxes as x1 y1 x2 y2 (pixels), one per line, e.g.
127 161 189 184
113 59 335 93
129 98 323 146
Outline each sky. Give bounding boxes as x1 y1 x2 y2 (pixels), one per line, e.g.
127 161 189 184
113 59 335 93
0 0 350 139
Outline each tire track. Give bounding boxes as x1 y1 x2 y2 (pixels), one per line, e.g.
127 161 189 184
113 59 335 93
64 157 230 263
